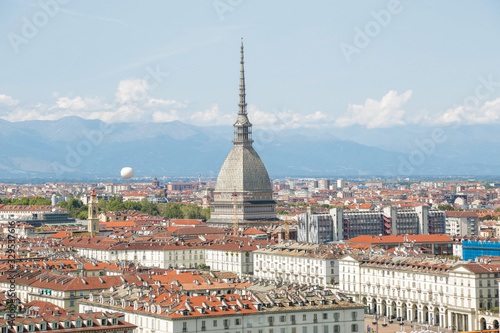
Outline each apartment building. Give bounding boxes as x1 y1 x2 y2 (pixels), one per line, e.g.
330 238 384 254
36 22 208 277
253 243 343 286
80 283 365 333
298 206 445 243
445 211 480 237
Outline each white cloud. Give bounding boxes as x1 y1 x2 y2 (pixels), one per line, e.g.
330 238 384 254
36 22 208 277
335 90 413 128
434 97 500 125
0 94 19 107
115 78 149 104
145 98 188 109
189 104 234 126
248 105 332 129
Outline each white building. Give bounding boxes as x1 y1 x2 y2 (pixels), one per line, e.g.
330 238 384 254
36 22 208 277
338 253 500 331
80 284 365 333
253 242 343 286
445 211 480 236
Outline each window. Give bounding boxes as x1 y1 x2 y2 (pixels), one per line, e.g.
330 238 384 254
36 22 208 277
247 318 252 327
280 316 286 322
323 325 328 333
303 314 307 321
351 324 358 332
236 319 241 325
333 325 340 333
333 313 340 322
16 325 22 333
258 317 263 324
323 313 328 320
291 315 296 324
112 318 117 325
302 327 307 333
80 291 84 296
65 321 70 328
70 300 75 307
213 320 217 327
182 322 187 332
313 326 318 333
201 320 206 331
87 319 92 327
224 319 229 328
76 321 82 328
281 329 286 333
351 312 357 320
29 325 34 332
313 314 318 323
292 328 296 333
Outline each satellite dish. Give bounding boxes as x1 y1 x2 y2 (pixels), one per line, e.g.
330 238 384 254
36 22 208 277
121 167 134 179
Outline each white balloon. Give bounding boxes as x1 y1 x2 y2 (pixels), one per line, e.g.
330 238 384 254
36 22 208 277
121 167 134 179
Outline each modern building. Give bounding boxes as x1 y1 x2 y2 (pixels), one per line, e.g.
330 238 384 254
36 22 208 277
209 43 276 227
297 206 446 243
445 211 480 237
462 240 500 261
0 205 75 227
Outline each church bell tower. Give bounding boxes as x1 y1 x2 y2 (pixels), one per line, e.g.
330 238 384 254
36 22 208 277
88 188 100 236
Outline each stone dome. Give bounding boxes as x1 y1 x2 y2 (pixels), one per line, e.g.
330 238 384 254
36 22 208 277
214 145 272 193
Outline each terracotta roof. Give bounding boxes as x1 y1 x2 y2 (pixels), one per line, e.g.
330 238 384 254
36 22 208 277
346 234 453 244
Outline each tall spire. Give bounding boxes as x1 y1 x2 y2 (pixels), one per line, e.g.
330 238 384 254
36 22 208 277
239 39 247 115
233 39 252 146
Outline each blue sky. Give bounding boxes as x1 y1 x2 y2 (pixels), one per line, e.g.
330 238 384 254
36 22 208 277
1 0 500 129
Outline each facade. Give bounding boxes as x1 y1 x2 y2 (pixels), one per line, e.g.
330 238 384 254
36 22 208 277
0 312 136 333
62 236 269 275
297 209 335 243
253 243 342 286
338 253 500 332
209 43 276 227
80 284 365 333
463 240 500 261
0 268 155 313
298 206 446 243
445 211 480 237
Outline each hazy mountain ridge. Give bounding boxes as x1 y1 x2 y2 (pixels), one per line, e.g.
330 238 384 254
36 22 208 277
0 117 499 180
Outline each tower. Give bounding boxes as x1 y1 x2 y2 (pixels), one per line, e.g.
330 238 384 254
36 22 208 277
208 41 277 227
88 188 99 236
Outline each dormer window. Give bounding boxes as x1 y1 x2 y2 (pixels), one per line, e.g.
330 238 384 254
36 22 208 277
87 319 93 327
52 322 58 330
2 326 7 333
29 324 34 332
40 323 46 331
112 318 118 325
16 325 23 333
76 320 82 328
64 321 70 328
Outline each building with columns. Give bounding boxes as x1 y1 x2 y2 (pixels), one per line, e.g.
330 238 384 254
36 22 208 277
338 253 500 331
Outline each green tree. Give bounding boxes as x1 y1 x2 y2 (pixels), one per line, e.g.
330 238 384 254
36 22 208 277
438 204 455 211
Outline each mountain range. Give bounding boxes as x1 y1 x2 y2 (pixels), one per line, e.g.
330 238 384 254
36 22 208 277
0 116 499 181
